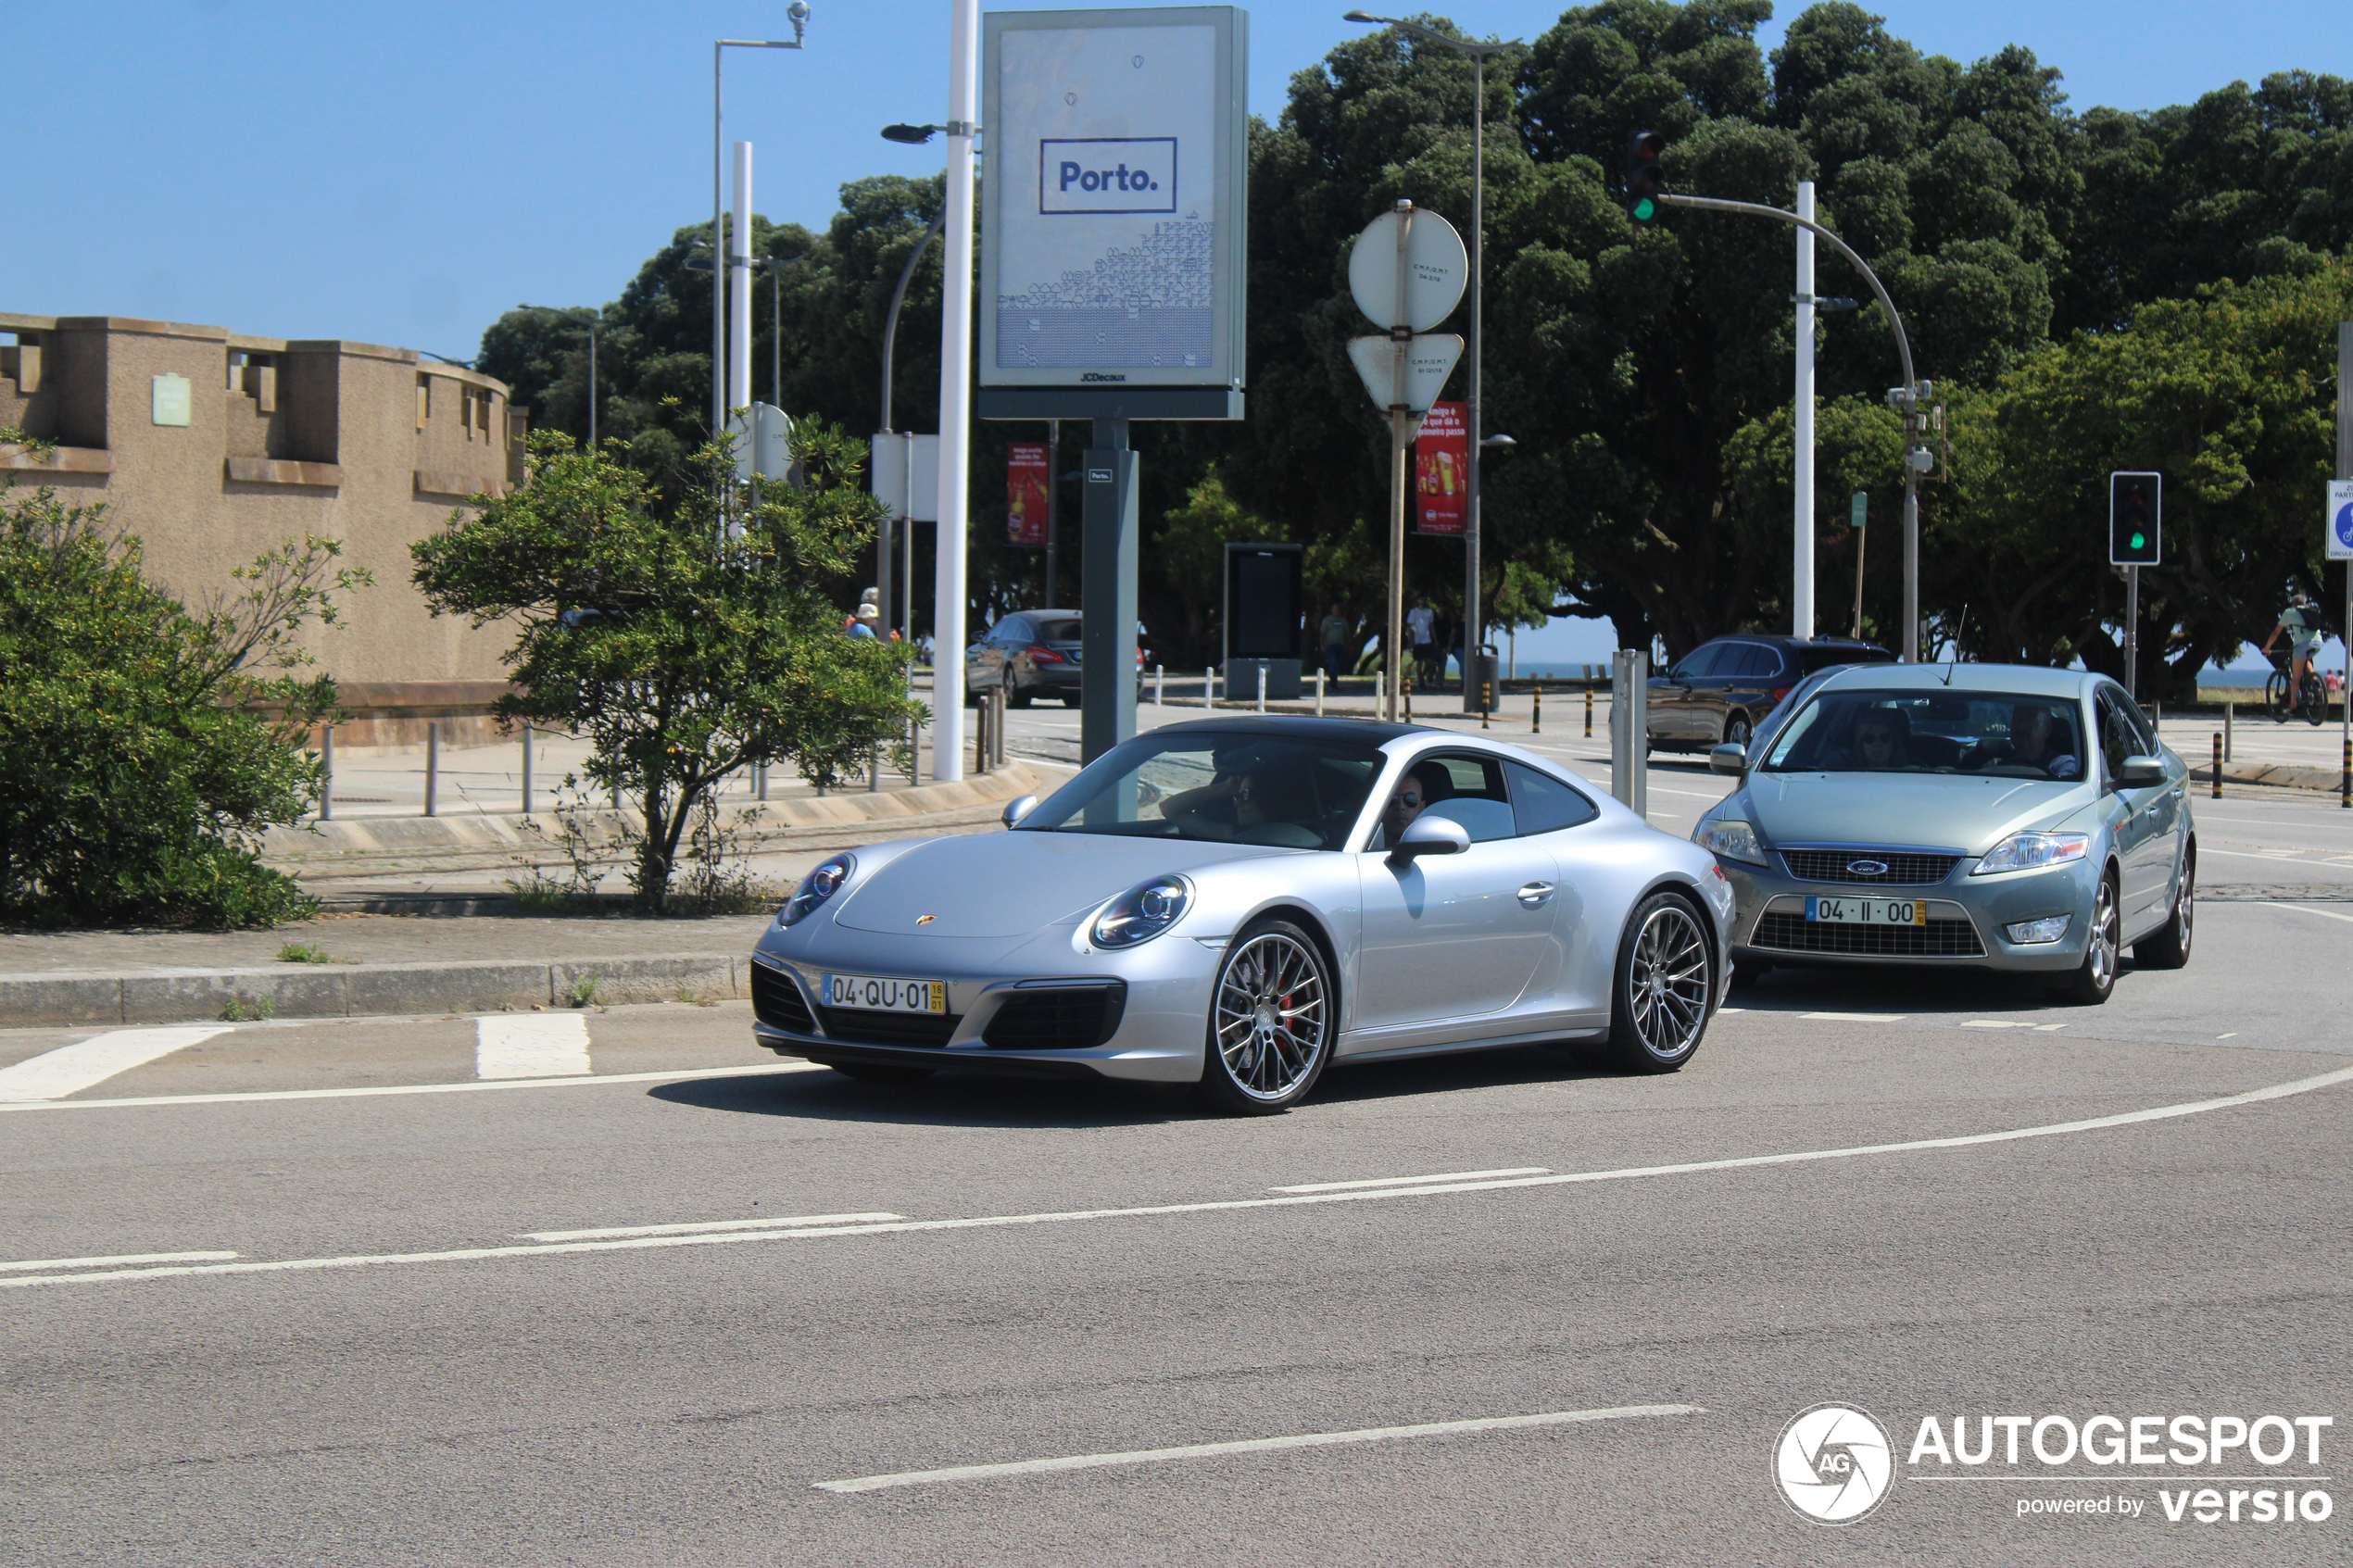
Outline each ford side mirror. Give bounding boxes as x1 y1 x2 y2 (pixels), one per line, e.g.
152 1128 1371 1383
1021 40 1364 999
2115 755 2165 787
1002 793 1038 828
1709 742 1747 776
1389 814 1470 866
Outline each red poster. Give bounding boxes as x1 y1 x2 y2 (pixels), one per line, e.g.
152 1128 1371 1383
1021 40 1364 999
1007 443 1049 546
1413 401 1467 535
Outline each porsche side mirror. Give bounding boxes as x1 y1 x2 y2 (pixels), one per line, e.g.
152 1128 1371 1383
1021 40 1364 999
1709 742 1748 776
1389 815 1470 866
1002 793 1038 828
2114 754 2165 787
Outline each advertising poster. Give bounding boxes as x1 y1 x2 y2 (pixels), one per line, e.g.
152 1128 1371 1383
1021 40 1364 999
981 8 1246 389
1414 400 1468 535
1007 443 1050 546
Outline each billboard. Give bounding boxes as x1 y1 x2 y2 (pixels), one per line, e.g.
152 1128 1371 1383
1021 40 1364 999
980 7 1248 391
1414 400 1468 535
1007 443 1050 546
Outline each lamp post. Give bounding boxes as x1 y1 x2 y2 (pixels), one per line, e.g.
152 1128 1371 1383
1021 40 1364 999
689 243 799 409
1346 10 1520 709
711 3 810 439
517 305 600 449
875 126 952 654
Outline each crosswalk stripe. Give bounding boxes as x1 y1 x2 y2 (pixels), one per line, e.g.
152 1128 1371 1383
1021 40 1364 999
474 1014 591 1079
0 1026 232 1102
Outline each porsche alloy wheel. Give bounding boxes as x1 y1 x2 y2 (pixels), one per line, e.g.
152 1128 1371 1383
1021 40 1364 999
1604 892 1712 1073
1201 920 1333 1113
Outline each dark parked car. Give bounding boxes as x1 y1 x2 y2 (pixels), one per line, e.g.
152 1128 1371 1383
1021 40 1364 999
1647 635 1894 753
965 609 1144 708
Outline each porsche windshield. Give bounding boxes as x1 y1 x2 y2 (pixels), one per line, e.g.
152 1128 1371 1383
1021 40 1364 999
1760 690 2088 781
1018 732 1383 848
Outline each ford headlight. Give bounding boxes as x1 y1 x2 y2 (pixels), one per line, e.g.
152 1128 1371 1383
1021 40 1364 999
781 852 854 926
1090 875 1190 948
1693 817 1767 866
1973 831 2091 875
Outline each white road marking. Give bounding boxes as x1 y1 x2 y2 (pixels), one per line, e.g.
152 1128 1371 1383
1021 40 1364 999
522 1211 901 1242
0 1250 237 1273
1962 1020 2030 1029
0 1061 823 1114
813 1403 1703 1494
2202 846 2353 867
474 1013 590 1079
2219 1033 2239 1039
11 1061 2349 1291
1802 1011 1906 1022
1272 1168 1550 1194
0 1026 231 1102
2263 901 2353 924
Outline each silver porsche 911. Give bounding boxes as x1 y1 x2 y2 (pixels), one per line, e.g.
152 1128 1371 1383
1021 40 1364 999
748 717 1735 1113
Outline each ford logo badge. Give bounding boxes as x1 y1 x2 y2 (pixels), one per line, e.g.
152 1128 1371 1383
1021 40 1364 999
1846 859 1889 876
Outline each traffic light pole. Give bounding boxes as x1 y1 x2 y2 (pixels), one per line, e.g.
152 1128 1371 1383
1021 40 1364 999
2124 565 2139 700
1658 191 1929 660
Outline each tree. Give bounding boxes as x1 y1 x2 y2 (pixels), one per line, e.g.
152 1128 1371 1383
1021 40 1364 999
409 424 921 914
0 461 366 927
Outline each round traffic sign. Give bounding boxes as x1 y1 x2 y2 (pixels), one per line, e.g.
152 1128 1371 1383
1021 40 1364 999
1348 207 1468 332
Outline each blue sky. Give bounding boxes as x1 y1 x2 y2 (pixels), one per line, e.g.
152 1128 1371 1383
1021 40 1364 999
9 0 2344 667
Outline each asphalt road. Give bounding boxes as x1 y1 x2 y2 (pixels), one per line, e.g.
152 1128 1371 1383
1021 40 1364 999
4 797 2347 1566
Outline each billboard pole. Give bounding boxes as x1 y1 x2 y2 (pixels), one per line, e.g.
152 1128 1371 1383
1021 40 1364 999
932 0 978 782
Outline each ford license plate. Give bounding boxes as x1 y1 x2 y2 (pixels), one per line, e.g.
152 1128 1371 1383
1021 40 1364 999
822 973 947 1013
1806 896 1927 926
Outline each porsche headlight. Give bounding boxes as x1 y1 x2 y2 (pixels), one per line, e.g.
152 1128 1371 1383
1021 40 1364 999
1693 816 1767 866
781 852 854 926
1090 875 1190 949
1972 831 2091 875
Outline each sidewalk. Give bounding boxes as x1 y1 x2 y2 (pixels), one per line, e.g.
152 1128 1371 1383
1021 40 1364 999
2 759 1072 1031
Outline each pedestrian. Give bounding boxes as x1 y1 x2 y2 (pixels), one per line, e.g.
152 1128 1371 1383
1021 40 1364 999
848 605 880 640
1406 599 1437 687
1319 603 1350 680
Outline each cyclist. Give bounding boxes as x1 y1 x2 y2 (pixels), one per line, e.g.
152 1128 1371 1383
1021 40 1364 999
2263 590 2327 709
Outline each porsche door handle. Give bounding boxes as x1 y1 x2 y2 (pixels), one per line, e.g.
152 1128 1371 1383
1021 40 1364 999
1517 882 1554 908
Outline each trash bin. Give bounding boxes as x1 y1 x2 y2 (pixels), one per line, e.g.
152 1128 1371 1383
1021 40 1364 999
1466 645 1500 714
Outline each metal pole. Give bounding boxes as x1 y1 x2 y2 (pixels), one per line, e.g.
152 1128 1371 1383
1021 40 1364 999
1532 687 1541 733
1463 49 1483 712
1156 663 1164 707
2225 702 2233 761
1853 504 1868 637
1205 667 1214 709
520 725 532 815
771 268 781 408
2125 564 2140 700
1794 181 1816 641
1659 191 1923 658
1043 418 1060 605
2338 321 2350 804
712 42 725 441
319 725 333 822
1315 668 1325 716
2212 732 2222 799
879 212 947 434
1256 663 1266 713
1387 407 1408 723
729 142 753 417
586 324 597 450
423 720 439 818
932 0 978 781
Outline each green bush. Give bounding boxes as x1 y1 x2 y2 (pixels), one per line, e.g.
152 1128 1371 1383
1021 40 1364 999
0 477 368 928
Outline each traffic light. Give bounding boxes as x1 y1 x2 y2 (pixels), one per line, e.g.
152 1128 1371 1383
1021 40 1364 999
1625 132 1666 222
2108 471 2161 566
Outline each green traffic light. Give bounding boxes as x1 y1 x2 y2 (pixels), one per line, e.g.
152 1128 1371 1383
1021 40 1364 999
2130 532 2145 550
1632 196 1656 222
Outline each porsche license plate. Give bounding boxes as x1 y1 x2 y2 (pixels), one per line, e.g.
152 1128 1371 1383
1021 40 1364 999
821 973 947 1013
1806 896 1928 926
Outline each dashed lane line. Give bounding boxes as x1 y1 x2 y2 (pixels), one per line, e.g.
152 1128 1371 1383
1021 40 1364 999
0 1250 237 1273
7 1061 2347 1290
813 1403 1703 1494
2264 901 2353 924
1272 1167 1550 1194
0 1061 822 1114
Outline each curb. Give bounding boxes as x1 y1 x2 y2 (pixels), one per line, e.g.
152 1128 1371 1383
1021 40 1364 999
1 951 749 1028
2200 759 2347 794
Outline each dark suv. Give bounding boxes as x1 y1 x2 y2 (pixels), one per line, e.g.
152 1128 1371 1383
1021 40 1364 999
1646 634 1893 752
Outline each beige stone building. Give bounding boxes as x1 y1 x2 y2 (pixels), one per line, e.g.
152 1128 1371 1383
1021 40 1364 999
0 312 527 746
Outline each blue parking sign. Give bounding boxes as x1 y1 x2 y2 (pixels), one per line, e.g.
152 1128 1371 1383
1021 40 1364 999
2332 481 2353 560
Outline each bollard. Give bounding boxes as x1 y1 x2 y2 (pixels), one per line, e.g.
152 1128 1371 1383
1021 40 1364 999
1584 686 1593 737
2224 702 2233 761
1256 664 1267 713
994 687 1007 768
757 759 769 802
1480 678 1491 728
1315 668 1326 717
868 742 880 791
520 725 532 815
2212 732 2223 799
320 725 334 822
1205 667 1215 709
1403 668 1413 721
1155 663 1164 707
1375 670 1384 709
2343 734 2350 810
423 720 439 817
1532 687 1541 734
975 691 989 775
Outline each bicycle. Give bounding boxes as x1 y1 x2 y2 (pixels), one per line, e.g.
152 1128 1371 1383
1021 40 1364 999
2264 648 2327 726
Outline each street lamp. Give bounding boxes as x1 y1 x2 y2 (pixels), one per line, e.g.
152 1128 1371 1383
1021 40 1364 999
1347 10 1521 709
711 2 811 438
517 304 600 449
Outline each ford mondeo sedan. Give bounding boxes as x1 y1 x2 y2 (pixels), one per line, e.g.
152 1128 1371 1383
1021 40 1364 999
1691 665 2194 1003
749 717 1735 1112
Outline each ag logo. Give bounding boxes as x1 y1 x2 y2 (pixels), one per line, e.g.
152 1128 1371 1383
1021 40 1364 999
1774 1403 1893 1524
